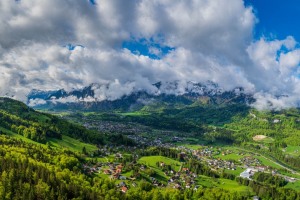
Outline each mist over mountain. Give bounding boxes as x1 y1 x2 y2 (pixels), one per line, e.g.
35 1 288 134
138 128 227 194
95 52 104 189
27 81 256 111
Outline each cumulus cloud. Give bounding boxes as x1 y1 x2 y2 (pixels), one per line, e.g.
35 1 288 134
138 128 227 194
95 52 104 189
252 92 300 111
0 0 299 110
246 37 300 109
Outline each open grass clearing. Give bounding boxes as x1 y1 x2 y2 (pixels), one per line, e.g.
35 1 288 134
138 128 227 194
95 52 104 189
215 153 244 161
253 135 274 143
0 126 98 153
0 127 43 145
179 144 203 150
224 167 245 176
138 156 182 184
196 175 215 188
218 178 251 192
254 155 282 169
279 170 300 179
283 145 300 156
285 181 300 190
138 156 181 171
197 175 252 192
49 135 98 152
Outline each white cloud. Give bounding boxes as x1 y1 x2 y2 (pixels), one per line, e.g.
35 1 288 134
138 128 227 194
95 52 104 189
246 37 300 94
0 0 299 110
252 92 299 111
279 50 300 74
28 98 47 107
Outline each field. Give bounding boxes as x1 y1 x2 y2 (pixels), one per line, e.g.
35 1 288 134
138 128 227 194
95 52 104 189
219 179 252 192
285 181 300 190
138 156 182 183
252 135 274 144
139 156 182 171
284 145 300 156
228 146 285 170
0 126 98 153
215 153 245 161
49 135 98 152
197 175 252 193
224 167 245 176
254 155 282 169
179 144 203 150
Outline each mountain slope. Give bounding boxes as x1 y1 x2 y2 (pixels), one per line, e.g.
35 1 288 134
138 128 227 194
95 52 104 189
0 97 105 144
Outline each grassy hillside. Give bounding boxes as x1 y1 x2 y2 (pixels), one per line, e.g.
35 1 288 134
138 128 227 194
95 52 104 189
0 97 105 144
48 135 98 152
0 126 97 153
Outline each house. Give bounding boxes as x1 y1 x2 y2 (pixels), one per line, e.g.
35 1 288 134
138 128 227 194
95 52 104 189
182 168 189 172
119 182 126 187
174 184 181 189
121 186 128 193
179 152 186 159
116 165 123 169
240 168 256 179
150 177 156 182
116 153 123 158
112 173 120 179
257 166 268 172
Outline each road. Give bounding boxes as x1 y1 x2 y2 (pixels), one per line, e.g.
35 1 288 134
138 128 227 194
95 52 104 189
236 146 300 176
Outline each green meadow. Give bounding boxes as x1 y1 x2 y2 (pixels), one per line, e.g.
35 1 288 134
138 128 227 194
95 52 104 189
0 126 98 153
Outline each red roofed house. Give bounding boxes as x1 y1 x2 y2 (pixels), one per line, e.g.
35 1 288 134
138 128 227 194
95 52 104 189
121 186 128 193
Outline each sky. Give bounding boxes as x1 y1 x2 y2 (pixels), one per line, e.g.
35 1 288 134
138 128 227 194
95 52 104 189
245 0 300 41
0 0 300 110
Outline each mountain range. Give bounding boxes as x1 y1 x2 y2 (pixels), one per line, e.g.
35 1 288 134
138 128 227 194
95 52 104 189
27 81 255 111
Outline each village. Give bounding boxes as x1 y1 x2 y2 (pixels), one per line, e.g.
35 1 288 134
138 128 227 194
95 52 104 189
75 116 193 146
82 158 199 193
81 142 299 193
69 114 300 194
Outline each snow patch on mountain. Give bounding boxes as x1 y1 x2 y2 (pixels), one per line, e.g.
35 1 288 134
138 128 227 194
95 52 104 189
27 80 251 108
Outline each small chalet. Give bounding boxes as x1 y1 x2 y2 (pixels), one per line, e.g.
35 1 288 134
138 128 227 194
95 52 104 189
121 186 128 193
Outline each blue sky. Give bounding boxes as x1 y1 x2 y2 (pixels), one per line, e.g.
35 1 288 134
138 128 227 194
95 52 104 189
122 38 174 59
245 0 300 41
